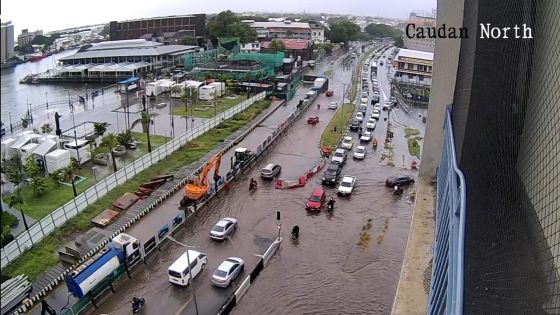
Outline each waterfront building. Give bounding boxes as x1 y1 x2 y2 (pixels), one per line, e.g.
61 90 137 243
43 39 198 82
109 14 206 42
1 21 15 62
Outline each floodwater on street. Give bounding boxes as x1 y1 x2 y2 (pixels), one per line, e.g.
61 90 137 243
27 45 421 315
89 46 415 315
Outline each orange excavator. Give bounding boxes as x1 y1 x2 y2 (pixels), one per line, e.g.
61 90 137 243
181 152 223 207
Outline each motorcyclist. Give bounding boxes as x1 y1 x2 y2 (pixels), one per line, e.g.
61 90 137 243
291 225 300 239
317 103 321 110
132 296 144 311
393 185 403 195
327 197 336 210
250 178 257 189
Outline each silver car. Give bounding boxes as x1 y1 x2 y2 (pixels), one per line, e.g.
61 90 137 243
209 217 238 240
211 257 245 288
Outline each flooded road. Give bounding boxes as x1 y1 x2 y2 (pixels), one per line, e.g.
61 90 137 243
89 52 357 315
91 45 414 315
233 47 415 315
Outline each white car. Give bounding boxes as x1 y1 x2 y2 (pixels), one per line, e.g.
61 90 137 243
373 103 381 111
328 101 338 109
337 176 356 196
362 91 369 98
360 97 368 104
366 119 377 130
168 250 208 286
382 102 392 111
209 217 238 240
371 109 381 120
341 136 353 149
211 257 245 288
360 131 372 143
355 112 364 122
353 146 367 160
331 148 347 165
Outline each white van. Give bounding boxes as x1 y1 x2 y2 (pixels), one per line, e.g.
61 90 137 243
168 250 208 286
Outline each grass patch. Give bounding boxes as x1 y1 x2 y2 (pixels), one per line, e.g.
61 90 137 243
131 131 169 155
3 168 96 220
173 95 247 118
2 133 169 221
2 99 271 281
405 128 420 137
407 138 421 158
320 103 356 148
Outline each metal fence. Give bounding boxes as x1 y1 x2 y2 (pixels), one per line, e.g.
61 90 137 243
427 108 466 315
0 92 266 268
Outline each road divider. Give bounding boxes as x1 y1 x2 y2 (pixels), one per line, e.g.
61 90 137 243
275 158 327 189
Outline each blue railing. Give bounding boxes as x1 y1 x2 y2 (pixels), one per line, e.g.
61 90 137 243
427 107 466 315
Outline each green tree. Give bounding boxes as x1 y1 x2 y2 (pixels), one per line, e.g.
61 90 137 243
49 170 64 187
62 162 78 197
131 112 157 133
29 176 47 196
268 39 285 52
101 133 119 173
393 35 404 48
365 23 401 38
24 156 40 178
93 122 108 137
329 21 361 43
206 10 258 44
5 156 29 230
40 123 53 134
117 131 133 149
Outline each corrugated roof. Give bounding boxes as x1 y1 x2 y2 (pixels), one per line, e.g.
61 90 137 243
250 21 311 29
395 48 434 61
33 138 57 157
60 41 197 61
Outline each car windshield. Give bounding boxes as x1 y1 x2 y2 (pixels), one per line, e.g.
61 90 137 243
344 139 351 143
341 181 352 187
356 148 364 153
212 225 225 232
214 269 228 278
334 152 343 157
309 195 321 202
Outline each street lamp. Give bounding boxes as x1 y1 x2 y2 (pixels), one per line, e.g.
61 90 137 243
166 236 200 315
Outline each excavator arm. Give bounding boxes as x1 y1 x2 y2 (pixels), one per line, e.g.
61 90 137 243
184 152 223 201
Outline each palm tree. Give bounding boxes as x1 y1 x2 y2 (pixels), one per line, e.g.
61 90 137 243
93 122 108 137
130 112 157 134
62 162 78 197
5 156 29 230
101 133 119 173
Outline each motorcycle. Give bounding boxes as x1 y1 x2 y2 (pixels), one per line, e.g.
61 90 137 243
327 199 335 211
291 225 300 240
317 104 321 110
372 138 378 150
393 186 403 196
132 296 145 314
249 180 258 191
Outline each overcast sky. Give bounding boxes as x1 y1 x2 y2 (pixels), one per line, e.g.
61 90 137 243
2 0 436 35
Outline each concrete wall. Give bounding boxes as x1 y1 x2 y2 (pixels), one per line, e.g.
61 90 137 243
419 0 465 177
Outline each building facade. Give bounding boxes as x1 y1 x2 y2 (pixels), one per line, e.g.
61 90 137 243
246 21 312 40
17 29 43 46
308 21 325 43
1 21 15 62
421 0 560 314
109 14 206 41
404 12 436 52
392 48 433 102
240 41 261 54
261 39 313 61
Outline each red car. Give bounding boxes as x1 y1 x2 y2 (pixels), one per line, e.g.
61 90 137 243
326 90 334 97
306 187 326 211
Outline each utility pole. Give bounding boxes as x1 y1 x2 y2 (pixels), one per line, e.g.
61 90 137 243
142 95 152 153
340 83 348 134
167 236 200 315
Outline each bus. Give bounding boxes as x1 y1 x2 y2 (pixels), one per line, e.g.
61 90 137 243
371 62 378 75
